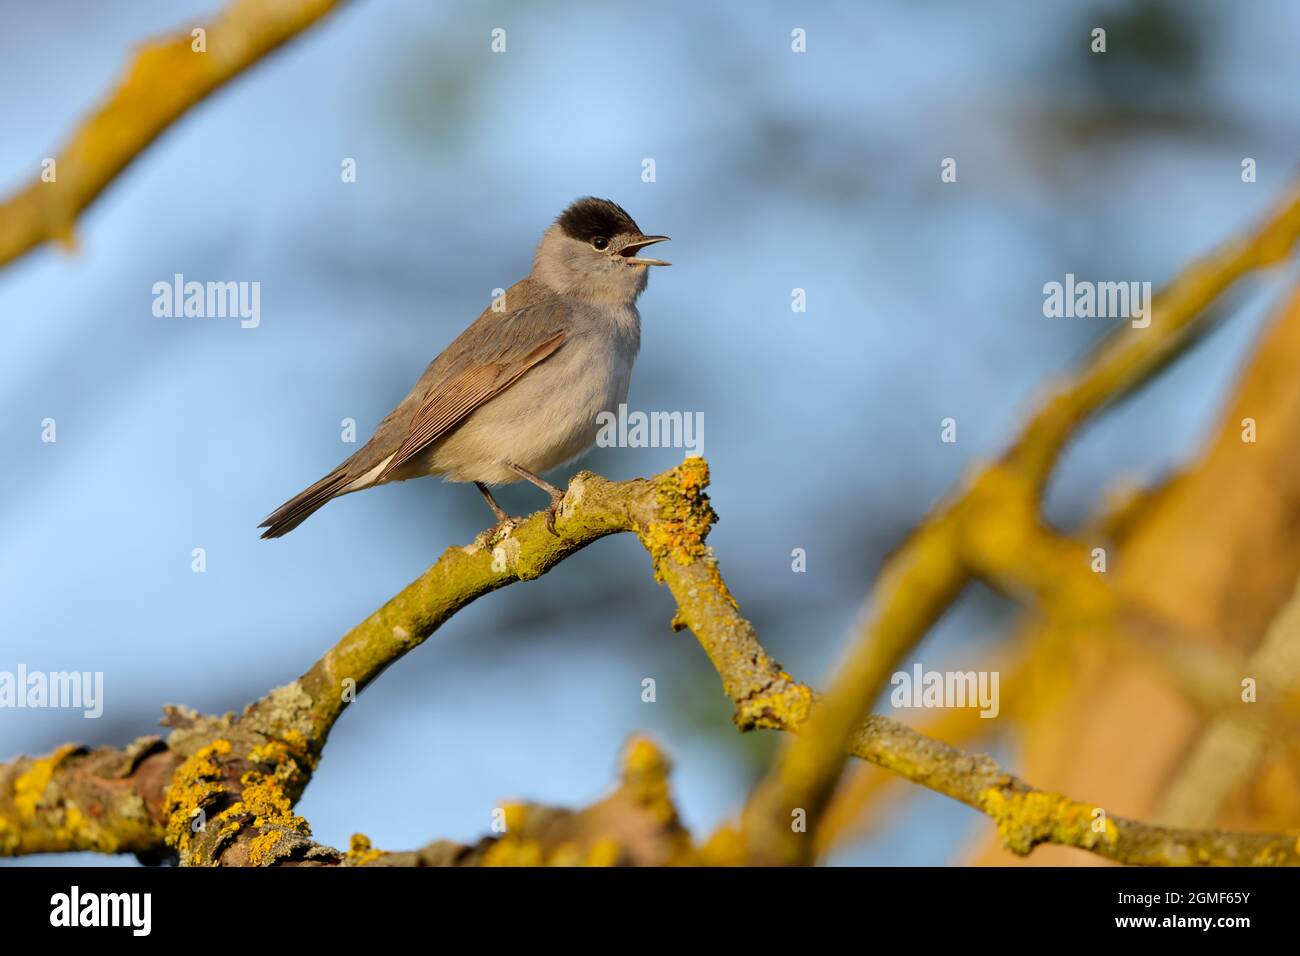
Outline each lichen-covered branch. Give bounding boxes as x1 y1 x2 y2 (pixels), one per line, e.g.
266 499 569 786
243 469 669 749
635 466 1297 865
2 458 1296 865
845 715 1300 866
0 461 730 865
0 0 345 270
0 738 175 858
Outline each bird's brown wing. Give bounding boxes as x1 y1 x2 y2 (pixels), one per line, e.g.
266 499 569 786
376 326 566 480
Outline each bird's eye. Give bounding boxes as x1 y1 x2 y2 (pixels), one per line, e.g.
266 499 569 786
591 236 609 250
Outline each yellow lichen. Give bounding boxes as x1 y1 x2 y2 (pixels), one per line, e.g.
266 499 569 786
215 770 310 843
3 745 158 856
530 837 624 867
698 823 745 866
0 815 16 855
499 801 529 834
642 457 716 576
201 731 315 864
545 840 584 866
12 744 79 820
621 738 678 826
586 837 621 867
740 677 814 731
347 832 383 866
622 736 665 776
162 739 232 861
52 804 113 854
248 729 316 776
982 787 1118 856
213 740 315 865
705 560 741 610
247 830 284 866
482 836 545 867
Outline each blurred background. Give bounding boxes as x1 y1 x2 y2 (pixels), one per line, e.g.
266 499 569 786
2 0 1299 865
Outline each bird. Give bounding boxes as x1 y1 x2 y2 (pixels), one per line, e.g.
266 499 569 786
259 197 670 539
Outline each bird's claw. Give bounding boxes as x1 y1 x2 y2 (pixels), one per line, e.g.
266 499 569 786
475 517 518 548
544 491 565 536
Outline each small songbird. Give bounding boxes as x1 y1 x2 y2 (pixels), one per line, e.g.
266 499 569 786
259 197 670 539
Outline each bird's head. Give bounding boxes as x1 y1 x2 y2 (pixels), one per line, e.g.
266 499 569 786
533 197 670 303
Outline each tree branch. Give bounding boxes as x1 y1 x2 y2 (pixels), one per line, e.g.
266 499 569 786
0 0 345 270
4 459 1296 866
738 179 1300 864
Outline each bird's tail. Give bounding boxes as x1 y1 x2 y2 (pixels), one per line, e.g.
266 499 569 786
258 469 353 539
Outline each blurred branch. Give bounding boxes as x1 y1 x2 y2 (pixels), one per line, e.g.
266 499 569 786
966 274 1300 862
1158 574 1300 826
1004 181 1300 490
0 0 344 270
738 180 1300 865
970 510 1300 732
0 739 176 858
354 737 696 867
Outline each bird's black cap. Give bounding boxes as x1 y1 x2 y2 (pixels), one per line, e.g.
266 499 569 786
556 197 641 242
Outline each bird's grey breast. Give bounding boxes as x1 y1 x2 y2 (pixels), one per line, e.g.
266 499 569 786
425 297 640 482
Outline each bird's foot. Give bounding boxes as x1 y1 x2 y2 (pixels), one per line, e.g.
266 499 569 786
475 481 518 540
474 516 520 549
544 490 566 537
500 462 568 536
491 516 521 538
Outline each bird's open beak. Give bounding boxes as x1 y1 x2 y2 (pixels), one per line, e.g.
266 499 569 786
620 235 671 266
